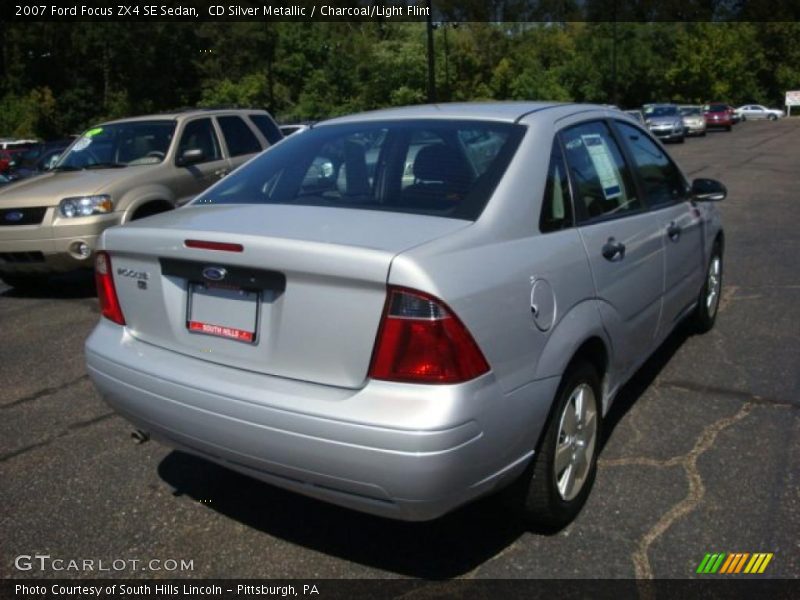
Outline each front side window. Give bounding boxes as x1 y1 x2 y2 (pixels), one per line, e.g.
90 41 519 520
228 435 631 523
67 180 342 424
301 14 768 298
217 116 262 157
192 120 524 221
615 122 687 207
177 118 222 163
539 140 573 233
55 120 176 170
560 121 640 221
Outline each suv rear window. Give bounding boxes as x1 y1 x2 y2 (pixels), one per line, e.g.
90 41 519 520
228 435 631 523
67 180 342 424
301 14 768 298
217 116 262 157
192 120 524 221
248 114 283 145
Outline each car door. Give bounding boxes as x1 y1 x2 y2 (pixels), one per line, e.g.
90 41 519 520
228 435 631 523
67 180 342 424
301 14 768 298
171 117 229 206
215 114 265 173
613 120 705 340
560 120 665 376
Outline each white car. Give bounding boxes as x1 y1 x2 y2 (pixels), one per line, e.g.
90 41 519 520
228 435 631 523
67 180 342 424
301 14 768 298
735 105 784 121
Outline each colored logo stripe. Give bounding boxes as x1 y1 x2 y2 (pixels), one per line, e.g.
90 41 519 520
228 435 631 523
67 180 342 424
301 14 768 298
697 552 773 574
744 553 773 574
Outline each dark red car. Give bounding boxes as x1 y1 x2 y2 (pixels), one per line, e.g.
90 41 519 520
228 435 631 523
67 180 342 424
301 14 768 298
704 103 734 131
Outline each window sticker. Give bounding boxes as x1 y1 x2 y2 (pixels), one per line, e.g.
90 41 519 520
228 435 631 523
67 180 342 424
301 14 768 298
72 127 104 152
582 134 621 200
72 137 92 151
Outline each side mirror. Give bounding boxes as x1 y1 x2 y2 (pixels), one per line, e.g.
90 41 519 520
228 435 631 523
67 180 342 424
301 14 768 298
177 148 204 166
691 178 726 202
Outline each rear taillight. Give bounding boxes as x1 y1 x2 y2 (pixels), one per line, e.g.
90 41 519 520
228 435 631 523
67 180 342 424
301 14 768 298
368 286 489 384
95 251 125 325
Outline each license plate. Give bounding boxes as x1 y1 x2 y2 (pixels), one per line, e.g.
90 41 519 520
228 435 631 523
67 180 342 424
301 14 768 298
187 283 259 343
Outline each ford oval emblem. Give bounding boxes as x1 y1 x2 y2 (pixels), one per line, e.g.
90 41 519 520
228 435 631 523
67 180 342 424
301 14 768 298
202 266 227 282
5 211 24 222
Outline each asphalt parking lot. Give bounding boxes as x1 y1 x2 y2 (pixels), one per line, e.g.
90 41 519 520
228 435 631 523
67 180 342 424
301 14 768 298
2 119 799 581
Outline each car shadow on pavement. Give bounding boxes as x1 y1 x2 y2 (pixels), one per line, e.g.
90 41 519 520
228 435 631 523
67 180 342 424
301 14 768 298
600 322 693 452
157 322 695 578
0 270 96 299
158 450 525 578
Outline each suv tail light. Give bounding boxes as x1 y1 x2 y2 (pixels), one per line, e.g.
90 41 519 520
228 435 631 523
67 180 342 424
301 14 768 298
95 251 125 325
369 286 489 384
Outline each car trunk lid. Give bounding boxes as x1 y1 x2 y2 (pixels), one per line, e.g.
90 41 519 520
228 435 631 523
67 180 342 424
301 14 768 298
101 204 471 389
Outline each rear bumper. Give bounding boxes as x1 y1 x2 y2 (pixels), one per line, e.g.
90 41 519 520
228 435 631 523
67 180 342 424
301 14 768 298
85 320 557 521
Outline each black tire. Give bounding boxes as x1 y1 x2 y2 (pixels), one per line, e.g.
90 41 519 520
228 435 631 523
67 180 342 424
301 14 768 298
514 360 602 531
768 114 777 121
677 135 685 143
700 131 707 137
726 125 732 131
0 273 50 290
741 115 747 122
691 242 723 333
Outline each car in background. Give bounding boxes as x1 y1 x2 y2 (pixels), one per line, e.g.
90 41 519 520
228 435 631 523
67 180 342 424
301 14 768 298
0 139 38 150
679 106 707 137
0 173 18 187
735 104 784 121
279 124 310 137
703 104 734 131
643 104 685 142
624 109 645 124
9 139 74 179
0 107 281 290
86 102 726 529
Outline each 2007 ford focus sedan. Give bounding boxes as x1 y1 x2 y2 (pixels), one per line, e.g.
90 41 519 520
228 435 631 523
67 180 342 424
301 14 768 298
85 103 726 528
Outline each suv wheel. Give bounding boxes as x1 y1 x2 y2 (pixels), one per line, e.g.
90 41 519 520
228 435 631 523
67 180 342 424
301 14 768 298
513 360 601 530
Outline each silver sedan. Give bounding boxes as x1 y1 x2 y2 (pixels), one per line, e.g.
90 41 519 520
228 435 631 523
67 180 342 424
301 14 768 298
86 103 726 529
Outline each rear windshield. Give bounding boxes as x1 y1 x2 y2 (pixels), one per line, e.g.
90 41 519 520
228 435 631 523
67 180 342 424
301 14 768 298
707 105 728 112
192 120 524 221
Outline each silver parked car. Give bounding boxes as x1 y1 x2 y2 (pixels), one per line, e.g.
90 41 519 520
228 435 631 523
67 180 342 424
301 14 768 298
735 104 784 121
679 106 707 136
85 103 726 528
643 104 686 143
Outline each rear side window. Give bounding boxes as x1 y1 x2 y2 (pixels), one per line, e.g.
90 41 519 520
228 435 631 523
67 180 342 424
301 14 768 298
560 121 640 221
217 116 262 157
192 120 524 221
249 114 283 145
539 140 573 233
615 121 687 207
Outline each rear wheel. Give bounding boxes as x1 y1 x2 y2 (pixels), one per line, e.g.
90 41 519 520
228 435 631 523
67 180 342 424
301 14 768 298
514 360 601 530
768 114 777 121
691 242 723 333
0 273 50 290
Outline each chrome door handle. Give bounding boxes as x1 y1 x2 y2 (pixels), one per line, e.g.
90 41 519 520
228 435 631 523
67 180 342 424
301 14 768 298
667 221 682 241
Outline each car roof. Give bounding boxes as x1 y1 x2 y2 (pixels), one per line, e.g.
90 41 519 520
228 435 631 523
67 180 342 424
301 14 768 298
318 102 615 126
97 108 270 127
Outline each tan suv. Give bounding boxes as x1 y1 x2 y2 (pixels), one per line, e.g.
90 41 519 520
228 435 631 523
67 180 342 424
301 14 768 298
0 108 281 289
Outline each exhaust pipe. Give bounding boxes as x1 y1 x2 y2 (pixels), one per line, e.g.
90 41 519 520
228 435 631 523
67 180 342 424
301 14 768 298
131 429 150 444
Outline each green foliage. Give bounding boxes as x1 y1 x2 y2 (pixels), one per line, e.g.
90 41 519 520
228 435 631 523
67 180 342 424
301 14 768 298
1 21 798 139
